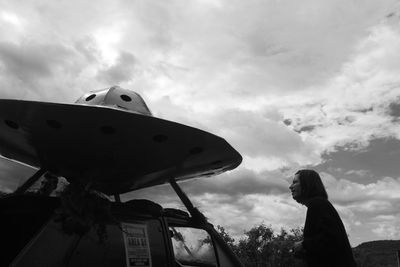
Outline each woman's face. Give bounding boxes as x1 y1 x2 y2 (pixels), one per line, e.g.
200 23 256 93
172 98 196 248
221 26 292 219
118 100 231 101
289 174 302 200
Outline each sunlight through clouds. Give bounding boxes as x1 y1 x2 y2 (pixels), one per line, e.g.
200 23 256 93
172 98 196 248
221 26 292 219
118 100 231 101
93 24 124 65
1 11 23 27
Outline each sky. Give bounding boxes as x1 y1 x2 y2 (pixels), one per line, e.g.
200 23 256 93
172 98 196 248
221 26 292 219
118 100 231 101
1 0 400 247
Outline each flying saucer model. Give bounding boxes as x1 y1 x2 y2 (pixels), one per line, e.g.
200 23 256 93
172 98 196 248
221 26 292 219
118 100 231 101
0 86 242 194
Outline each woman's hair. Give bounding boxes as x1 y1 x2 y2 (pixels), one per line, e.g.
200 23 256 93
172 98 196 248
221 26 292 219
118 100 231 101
295 169 328 202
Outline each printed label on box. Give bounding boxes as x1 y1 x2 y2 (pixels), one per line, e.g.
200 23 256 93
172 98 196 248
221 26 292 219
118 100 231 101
122 223 152 267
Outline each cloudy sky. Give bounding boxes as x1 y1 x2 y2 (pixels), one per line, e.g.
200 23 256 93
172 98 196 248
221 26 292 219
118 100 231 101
1 0 400 247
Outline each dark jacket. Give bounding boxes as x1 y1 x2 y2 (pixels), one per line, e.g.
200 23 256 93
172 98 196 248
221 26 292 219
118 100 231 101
302 197 357 267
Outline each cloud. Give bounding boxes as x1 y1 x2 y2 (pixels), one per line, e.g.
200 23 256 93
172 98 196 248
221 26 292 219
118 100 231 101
0 39 102 102
315 138 400 184
200 109 322 171
96 51 138 84
387 99 400 119
0 41 73 81
145 0 396 95
74 36 101 64
280 22 400 154
181 168 290 196
344 169 371 177
321 172 400 205
371 215 400 239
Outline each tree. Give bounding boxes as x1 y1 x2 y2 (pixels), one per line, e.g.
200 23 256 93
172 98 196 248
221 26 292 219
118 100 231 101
269 227 304 267
235 224 274 266
215 225 236 250
215 223 304 267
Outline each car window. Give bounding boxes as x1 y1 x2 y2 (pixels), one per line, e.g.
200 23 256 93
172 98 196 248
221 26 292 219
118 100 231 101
170 226 217 267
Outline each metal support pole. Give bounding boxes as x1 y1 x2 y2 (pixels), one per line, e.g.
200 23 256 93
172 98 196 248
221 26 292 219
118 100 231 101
397 250 400 267
14 168 47 195
169 179 195 212
169 179 207 225
114 194 121 203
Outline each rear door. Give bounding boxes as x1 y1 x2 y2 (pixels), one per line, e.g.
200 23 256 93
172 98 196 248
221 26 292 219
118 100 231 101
11 211 173 266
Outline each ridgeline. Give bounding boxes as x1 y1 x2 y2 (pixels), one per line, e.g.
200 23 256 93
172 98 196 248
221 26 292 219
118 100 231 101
353 240 400 267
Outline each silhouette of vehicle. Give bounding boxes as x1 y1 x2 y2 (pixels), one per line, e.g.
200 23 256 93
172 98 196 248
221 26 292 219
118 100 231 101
0 86 243 267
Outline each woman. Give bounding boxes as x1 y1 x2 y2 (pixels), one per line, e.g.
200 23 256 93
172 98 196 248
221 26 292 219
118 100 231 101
289 169 357 267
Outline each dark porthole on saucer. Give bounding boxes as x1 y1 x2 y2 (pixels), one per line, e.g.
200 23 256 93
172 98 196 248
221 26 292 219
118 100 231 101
85 94 96 101
120 95 132 102
4 119 19 129
210 160 222 166
189 146 203 155
46 120 62 129
100 126 116 134
153 134 168 143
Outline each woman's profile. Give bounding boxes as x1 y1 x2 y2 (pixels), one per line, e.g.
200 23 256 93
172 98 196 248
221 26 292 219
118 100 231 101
289 169 357 267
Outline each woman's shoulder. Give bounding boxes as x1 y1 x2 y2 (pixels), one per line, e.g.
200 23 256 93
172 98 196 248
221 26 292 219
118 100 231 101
306 197 339 220
307 197 333 209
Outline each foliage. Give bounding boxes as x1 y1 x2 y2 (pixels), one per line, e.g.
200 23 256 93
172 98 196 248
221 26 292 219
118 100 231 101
216 225 236 249
215 223 304 267
216 224 400 267
54 183 113 242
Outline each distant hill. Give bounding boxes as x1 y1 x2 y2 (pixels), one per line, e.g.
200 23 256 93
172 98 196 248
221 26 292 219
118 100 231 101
353 240 400 267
